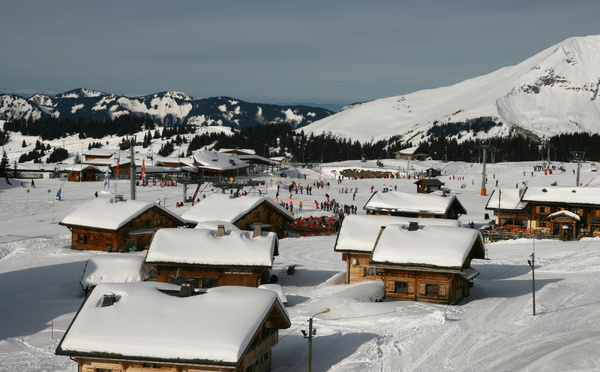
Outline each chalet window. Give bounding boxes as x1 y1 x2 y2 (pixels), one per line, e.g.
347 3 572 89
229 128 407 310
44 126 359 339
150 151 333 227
425 284 439 296
573 208 580 215
77 234 86 243
142 363 162 369
95 369 112 372
143 219 151 227
394 281 408 294
539 207 547 213
91 235 98 243
156 217 163 226
364 267 383 277
202 278 219 288
539 221 546 227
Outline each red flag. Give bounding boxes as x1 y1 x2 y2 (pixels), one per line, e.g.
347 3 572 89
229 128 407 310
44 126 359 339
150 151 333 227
141 159 146 180
116 157 120 179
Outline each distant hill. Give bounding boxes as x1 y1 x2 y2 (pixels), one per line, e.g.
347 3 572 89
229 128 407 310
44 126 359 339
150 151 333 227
0 89 333 129
301 35 600 144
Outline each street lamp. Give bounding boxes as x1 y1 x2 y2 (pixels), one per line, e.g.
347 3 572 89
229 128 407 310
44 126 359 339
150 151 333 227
306 308 330 372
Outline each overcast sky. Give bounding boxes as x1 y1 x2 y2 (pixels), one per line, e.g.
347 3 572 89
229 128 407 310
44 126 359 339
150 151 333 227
1 1 599 106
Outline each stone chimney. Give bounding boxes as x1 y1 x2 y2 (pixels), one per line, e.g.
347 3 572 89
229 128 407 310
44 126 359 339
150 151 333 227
252 222 262 238
216 225 226 237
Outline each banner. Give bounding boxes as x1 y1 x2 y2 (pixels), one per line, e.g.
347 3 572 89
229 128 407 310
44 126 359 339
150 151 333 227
116 157 120 179
103 167 110 189
141 159 146 180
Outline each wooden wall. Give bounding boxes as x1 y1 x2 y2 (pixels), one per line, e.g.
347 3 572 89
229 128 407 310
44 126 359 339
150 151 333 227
154 265 268 288
341 252 384 284
75 356 244 371
382 270 469 305
235 203 292 238
68 206 184 252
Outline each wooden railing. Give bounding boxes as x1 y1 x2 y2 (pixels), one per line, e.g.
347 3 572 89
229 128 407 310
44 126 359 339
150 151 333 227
481 229 559 242
241 330 278 368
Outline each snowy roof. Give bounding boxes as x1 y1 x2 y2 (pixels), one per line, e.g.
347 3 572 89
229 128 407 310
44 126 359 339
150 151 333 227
371 225 484 269
181 194 293 224
83 158 115 166
56 282 290 365
364 191 466 216
144 228 276 267
397 145 420 155
335 214 462 253
14 163 56 171
547 210 581 221
258 284 288 305
194 220 241 232
219 148 256 155
193 150 248 171
239 154 279 165
523 186 600 206
60 198 185 231
80 254 148 289
485 188 529 211
56 164 107 173
84 148 118 157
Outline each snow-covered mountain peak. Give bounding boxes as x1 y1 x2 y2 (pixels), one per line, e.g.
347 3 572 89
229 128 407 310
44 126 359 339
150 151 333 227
153 91 193 101
302 35 600 143
55 88 107 99
29 93 54 107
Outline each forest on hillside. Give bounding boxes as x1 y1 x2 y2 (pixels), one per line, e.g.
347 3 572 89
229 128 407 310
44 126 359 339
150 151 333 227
3 117 600 165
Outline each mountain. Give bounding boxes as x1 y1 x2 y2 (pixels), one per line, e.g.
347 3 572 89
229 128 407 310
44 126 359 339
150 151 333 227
301 35 600 144
0 89 333 129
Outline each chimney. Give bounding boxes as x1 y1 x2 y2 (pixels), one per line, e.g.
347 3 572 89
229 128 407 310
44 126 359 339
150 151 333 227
408 221 419 231
252 222 262 238
442 189 447 197
179 282 193 297
101 293 116 307
216 225 226 237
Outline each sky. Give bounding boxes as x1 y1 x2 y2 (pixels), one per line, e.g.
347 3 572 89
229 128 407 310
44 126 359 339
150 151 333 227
1 1 600 106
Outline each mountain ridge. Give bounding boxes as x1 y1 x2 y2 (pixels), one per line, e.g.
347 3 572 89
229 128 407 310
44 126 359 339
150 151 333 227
0 88 333 129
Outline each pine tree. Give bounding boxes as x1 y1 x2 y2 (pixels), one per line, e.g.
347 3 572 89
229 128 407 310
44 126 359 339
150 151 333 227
0 151 9 177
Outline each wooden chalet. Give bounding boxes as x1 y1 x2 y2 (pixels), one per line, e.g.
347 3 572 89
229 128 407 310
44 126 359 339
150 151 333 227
364 190 467 219
334 214 462 285
370 224 486 304
83 148 118 163
424 168 442 178
59 164 106 182
414 178 444 194
182 194 295 238
484 188 530 229
145 226 278 288
60 198 187 252
56 282 291 372
485 186 600 239
394 145 421 160
193 149 249 178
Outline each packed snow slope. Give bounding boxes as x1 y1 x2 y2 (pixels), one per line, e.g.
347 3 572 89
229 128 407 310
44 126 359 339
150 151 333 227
302 35 600 143
1 158 600 371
